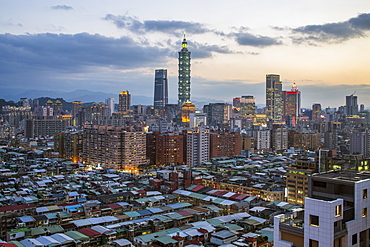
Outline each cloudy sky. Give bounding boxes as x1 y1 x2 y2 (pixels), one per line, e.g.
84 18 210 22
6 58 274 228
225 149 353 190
1 0 370 108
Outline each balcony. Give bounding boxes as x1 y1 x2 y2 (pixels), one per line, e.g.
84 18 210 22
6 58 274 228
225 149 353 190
334 223 347 239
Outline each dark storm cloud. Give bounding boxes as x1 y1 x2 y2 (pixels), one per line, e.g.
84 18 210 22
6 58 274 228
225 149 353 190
0 32 171 74
51 5 73 10
292 13 370 43
104 14 210 35
233 32 282 47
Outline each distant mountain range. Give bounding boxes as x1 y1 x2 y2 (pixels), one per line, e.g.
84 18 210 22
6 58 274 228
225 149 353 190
0 89 231 108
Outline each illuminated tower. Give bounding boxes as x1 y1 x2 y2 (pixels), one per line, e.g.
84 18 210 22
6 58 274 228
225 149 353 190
178 32 191 105
266 74 283 123
154 69 168 109
283 83 301 126
118 91 131 112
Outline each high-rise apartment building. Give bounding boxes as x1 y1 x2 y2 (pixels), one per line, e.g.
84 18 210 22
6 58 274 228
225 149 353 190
346 94 359 116
105 97 115 116
275 170 370 247
154 69 168 109
72 101 83 118
312 103 322 121
82 125 147 172
55 130 83 163
266 74 283 123
271 124 288 151
146 132 185 166
247 129 271 152
209 131 242 158
186 127 209 166
350 129 370 157
118 91 131 112
178 33 191 105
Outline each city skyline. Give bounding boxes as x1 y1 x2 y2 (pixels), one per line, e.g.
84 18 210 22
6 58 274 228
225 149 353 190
1 0 370 108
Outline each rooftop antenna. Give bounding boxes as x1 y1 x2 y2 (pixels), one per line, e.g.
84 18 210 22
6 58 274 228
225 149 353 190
350 91 356 96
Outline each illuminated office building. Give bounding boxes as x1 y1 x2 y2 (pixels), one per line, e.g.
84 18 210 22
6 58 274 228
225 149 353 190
283 83 301 126
266 74 283 123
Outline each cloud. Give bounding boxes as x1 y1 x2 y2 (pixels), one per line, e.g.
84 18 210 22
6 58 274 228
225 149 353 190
0 32 171 73
233 32 282 47
0 33 173 92
51 5 73 10
189 42 237 59
292 13 370 43
104 14 210 35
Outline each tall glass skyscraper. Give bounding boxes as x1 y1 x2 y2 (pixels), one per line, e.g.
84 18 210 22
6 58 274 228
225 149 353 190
266 74 283 123
154 69 168 109
178 32 191 105
346 94 358 116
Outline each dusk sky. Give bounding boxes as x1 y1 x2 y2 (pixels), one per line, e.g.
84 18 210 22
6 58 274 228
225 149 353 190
1 0 370 108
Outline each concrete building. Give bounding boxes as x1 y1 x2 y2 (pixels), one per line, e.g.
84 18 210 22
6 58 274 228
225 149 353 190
55 130 83 163
189 113 207 128
82 125 147 172
350 129 370 157
203 103 232 128
24 118 70 138
209 131 242 158
146 132 185 166
186 127 209 166
275 170 370 247
105 98 115 116
118 91 131 113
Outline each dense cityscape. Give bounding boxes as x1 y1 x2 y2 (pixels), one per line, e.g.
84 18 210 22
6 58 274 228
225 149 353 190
0 26 370 247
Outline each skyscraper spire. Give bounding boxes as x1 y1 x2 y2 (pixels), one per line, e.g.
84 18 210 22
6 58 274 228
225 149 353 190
178 32 191 105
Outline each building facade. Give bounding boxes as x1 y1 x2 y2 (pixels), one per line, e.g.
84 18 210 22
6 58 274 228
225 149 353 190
146 132 185 166
209 131 242 158
82 125 147 172
186 127 209 166
275 170 370 247
203 103 232 128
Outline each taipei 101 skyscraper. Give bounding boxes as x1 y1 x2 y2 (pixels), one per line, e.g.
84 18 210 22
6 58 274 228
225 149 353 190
178 32 191 105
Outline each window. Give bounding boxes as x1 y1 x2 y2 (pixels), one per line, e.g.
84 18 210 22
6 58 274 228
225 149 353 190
310 215 319 227
362 208 367 217
363 189 367 199
335 205 342 217
309 239 319 247
352 233 357 245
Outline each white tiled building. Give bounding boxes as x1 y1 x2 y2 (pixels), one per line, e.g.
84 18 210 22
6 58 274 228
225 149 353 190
274 170 370 247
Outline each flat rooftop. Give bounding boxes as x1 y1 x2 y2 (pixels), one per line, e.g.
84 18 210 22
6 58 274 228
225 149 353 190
313 170 370 182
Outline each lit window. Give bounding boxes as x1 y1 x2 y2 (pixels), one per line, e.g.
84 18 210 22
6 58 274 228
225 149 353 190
363 189 367 199
335 205 342 217
310 215 319 227
362 208 367 217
